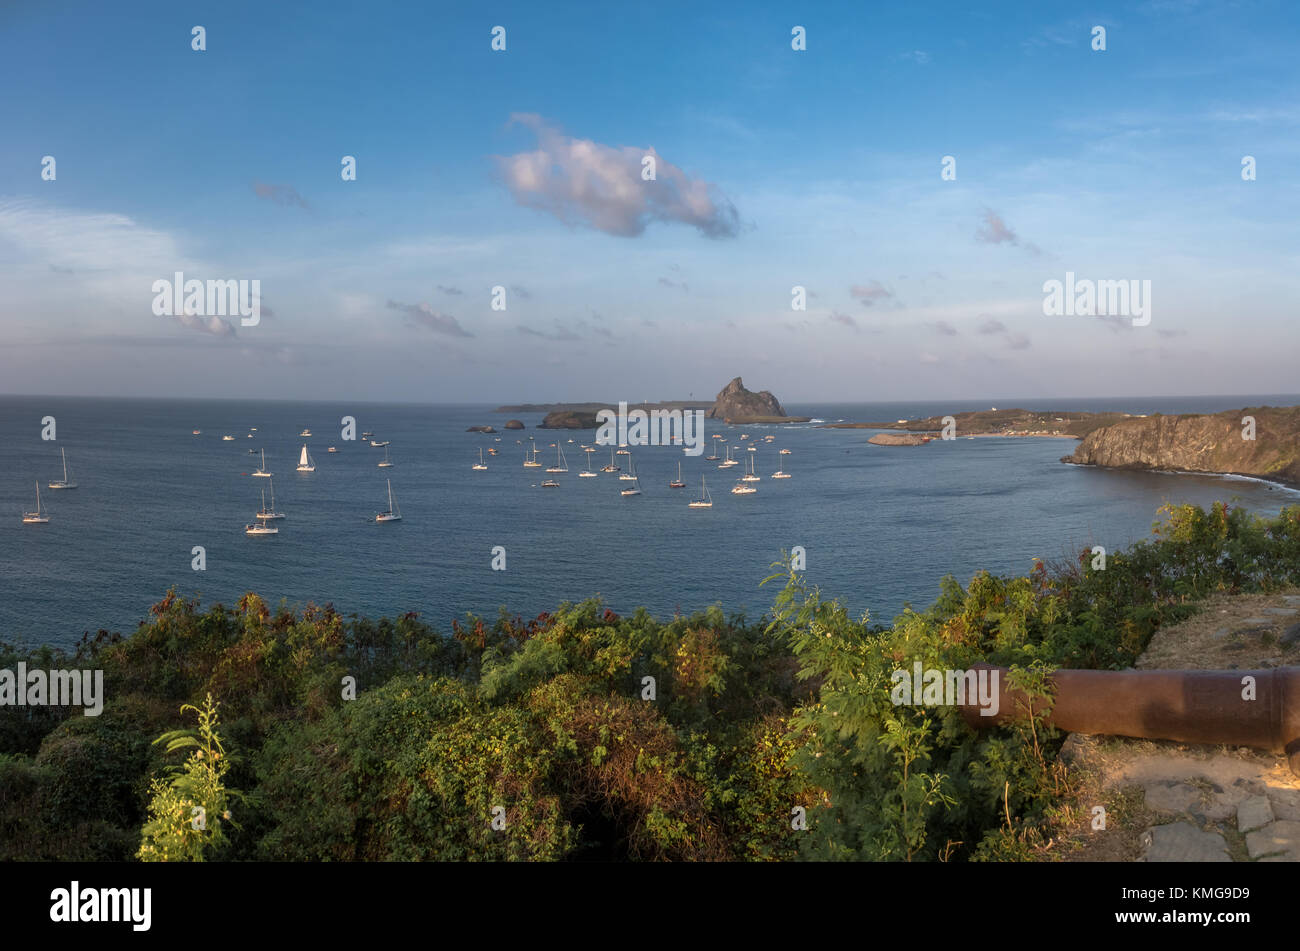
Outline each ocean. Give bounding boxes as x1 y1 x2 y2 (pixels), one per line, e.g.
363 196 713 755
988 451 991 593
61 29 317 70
3 393 1299 651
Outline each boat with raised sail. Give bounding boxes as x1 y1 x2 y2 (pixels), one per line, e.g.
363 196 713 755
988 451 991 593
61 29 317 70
252 449 272 477
297 444 316 472
375 479 402 522
688 475 713 508
669 460 686 488
48 448 77 489
22 482 49 523
378 446 393 468
472 448 488 471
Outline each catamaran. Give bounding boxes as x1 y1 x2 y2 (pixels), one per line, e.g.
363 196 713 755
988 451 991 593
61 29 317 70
297 445 316 472
601 446 620 472
546 443 568 473
48 447 77 489
22 482 49 523
741 453 761 482
378 446 393 468
252 449 272 477
473 448 488 471
688 476 713 508
255 482 285 521
669 460 685 488
376 479 402 522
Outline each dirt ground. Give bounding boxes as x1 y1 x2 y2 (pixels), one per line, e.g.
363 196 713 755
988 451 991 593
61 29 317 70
1039 589 1300 862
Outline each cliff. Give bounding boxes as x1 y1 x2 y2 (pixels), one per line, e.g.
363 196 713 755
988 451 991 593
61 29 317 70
1064 406 1300 486
708 377 788 422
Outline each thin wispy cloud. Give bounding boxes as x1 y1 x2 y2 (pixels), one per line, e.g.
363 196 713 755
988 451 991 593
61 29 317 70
850 281 895 307
386 299 473 337
976 208 1041 255
436 284 463 296
829 311 858 331
495 113 740 238
252 182 311 211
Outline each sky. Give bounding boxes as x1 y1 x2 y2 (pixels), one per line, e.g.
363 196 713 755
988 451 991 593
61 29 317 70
1 0 1298 404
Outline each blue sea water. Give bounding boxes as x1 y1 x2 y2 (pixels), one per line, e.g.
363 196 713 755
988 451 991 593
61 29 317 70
2 394 1298 650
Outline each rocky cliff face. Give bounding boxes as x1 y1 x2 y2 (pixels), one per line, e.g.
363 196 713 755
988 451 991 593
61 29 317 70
1064 407 1300 486
707 377 785 420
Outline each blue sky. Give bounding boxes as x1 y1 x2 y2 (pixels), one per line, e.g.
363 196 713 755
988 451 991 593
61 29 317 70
2 0 1298 403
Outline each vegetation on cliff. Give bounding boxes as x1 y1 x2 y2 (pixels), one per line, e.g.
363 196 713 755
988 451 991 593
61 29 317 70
1066 406 1300 486
4 502 1300 861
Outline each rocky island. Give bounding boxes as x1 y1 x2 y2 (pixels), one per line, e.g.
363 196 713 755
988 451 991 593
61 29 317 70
499 377 809 428
1064 406 1300 487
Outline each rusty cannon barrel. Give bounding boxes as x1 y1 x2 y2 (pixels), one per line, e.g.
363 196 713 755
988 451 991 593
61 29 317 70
957 665 1300 776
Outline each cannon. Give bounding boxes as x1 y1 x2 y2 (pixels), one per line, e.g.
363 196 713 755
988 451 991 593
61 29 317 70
957 665 1300 777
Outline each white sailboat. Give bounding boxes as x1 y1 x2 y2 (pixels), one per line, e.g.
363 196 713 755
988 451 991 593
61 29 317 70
378 446 393 468
22 481 49 523
730 480 757 495
472 448 488 471
705 435 721 461
252 449 272 477
245 489 279 534
299 428 312 437
523 443 542 467
297 444 316 472
375 479 402 522
688 476 713 508
255 482 285 521
545 443 568 473
619 454 637 481
579 451 598 477
620 459 641 496
771 455 791 479
48 447 77 489
601 446 620 472
742 453 761 482
669 460 685 488
718 443 738 468
222 435 235 441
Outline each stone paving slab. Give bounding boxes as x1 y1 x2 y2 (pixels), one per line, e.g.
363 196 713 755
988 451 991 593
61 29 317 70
1140 822 1231 862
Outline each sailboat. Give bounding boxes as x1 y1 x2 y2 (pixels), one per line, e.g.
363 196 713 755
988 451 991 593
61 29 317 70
255 481 285 520
472 448 488 471
688 476 713 508
370 439 390 447
545 443 568 473
48 447 77 489
523 444 542 467
771 454 791 479
730 479 757 495
22 481 49 523
252 449 272 477
601 446 620 472
742 453 761 482
245 489 279 534
579 451 598 477
669 460 685 488
718 444 738 468
375 479 402 522
620 459 641 496
297 445 316 472
618 454 637 480
378 446 393 468
705 435 720 462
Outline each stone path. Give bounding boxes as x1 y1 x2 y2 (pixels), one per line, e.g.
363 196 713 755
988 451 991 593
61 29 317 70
1059 589 1300 862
